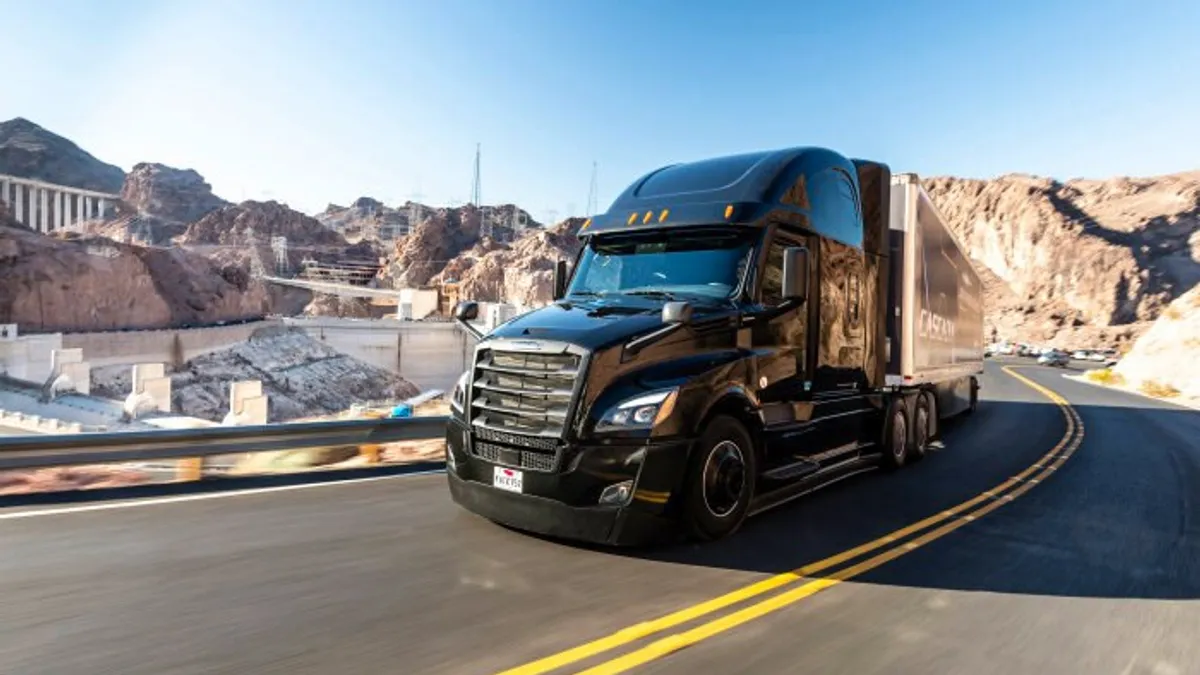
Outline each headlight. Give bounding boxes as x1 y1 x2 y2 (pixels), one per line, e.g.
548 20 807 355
450 371 470 414
596 388 679 432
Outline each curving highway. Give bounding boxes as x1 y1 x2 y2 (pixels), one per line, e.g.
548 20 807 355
1 361 1198 674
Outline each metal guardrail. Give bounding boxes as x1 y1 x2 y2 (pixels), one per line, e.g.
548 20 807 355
0 416 450 471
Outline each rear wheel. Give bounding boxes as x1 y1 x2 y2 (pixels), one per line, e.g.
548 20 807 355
879 399 909 471
681 415 757 542
910 392 933 462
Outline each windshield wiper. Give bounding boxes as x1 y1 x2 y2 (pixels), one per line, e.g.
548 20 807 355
623 290 678 299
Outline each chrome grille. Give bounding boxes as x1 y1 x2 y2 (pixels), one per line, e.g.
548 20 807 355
467 340 586 474
469 346 582 437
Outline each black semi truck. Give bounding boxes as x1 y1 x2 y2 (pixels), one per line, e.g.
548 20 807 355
445 146 985 545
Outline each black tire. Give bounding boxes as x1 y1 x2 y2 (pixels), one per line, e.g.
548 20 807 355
965 377 979 415
879 398 909 471
681 415 757 542
910 392 933 462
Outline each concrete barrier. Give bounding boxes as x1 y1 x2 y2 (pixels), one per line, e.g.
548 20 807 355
62 320 283 370
0 408 84 434
284 318 474 391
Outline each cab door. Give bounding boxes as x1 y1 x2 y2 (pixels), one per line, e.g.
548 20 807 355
753 228 842 486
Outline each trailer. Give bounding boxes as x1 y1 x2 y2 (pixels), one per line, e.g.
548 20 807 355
887 174 985 420
444 146 986 545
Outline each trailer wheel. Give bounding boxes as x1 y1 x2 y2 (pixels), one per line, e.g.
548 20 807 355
681 415 757 542
880 398 909 471
910 392 933 462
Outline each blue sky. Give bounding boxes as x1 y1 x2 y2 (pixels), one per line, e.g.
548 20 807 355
3 0 1198 220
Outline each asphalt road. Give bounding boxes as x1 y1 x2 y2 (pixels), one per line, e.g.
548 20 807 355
1 361 1197 674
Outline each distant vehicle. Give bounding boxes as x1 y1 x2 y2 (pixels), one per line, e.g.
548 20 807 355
1039 351 1071 367
1087 352 1108 362
445 147 985 545
1072 350 1090 360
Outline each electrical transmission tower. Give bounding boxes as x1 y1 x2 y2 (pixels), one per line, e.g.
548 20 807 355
407 189 425 237
470 143 481 207
481 205 494 240
271 236 289 276
586 161 598 215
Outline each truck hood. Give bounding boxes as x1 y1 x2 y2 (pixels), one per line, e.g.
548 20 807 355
486 300 726 351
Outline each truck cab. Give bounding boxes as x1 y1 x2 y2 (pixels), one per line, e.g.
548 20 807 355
445 146 974 545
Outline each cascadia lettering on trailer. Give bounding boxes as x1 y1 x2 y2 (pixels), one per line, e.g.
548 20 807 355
919 308 957 343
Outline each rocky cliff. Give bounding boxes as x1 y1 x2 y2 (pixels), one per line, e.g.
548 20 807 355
0 118 125 192
80 163 232 245
374 204 544 289
317 197 411 242
121 162 229 224
181 200 353 274
431 218 585 306
0 224 274 332
1112 286 1200 401
924 172 1199 346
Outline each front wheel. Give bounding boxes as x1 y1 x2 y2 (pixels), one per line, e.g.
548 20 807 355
681 415 757 542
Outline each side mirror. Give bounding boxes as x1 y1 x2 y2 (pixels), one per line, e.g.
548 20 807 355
552 260 569 300
453 301 483 339
662 301 693 325
454 301 479 322
781 246 810 303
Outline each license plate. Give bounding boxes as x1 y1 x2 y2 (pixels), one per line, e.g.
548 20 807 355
493 466 523 493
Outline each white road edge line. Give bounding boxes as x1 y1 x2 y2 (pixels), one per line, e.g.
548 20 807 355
0 468 447 521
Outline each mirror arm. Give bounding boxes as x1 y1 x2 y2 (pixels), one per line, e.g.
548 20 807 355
455 316 484 340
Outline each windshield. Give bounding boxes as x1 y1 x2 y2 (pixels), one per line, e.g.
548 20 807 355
566 227 755 302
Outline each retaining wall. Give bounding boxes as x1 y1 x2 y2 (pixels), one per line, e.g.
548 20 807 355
62 320 283 369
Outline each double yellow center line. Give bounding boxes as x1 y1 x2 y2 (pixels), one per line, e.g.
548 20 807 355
499 366 1084 675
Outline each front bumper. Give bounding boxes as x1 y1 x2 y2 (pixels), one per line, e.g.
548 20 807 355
444 420 693 546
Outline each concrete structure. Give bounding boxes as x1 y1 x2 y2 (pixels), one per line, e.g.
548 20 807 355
62 320 282 370
0 325 63 383
130 363 172 416
260 275 403 301
226 380 268 425
49 348 91 397
398 288 439 320
283 317 477 392
0 174 120 233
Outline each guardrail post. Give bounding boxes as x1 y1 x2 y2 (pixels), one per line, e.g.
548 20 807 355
176 457 204 482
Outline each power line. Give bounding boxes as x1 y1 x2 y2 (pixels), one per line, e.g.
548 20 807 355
586 161 598 215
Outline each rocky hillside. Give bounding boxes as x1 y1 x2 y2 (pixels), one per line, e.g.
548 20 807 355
122 162 229 223
321 198 537 245
0 223 274 332
317 197 411 241
924 171 1200 346
0 117 125 192
181 200 357 274
432 217 585 306
374 204 547 289
1112 286 1200 401
91 326 422 422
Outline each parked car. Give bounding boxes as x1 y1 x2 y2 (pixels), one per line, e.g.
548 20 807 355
1039 351 1071 368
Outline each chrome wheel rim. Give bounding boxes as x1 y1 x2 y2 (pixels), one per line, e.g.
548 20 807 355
915 406 929 452
892 411 907 461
